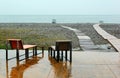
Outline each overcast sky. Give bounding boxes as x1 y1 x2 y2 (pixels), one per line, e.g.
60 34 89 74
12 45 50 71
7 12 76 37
0 0 119 15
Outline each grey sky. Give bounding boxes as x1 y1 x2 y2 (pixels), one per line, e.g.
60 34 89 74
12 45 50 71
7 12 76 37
0 0 119 15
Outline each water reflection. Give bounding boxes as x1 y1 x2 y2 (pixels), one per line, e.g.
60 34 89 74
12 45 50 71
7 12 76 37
6 56 43 78
48 56 72 78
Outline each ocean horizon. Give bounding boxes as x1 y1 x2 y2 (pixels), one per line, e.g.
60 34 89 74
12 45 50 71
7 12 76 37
0 15 120 23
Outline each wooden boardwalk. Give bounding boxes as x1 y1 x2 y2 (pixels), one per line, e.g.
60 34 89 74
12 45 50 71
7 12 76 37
61 25 98 51
2 50 120 78
93 24 120 52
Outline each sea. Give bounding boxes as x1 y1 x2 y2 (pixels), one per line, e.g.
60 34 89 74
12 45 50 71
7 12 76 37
0 15 120 23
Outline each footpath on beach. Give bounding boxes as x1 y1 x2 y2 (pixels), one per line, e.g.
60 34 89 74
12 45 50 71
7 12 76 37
93 24 120 52
61 25 98 51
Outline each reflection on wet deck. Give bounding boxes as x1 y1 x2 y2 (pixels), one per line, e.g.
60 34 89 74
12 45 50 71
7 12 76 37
1 50 120 78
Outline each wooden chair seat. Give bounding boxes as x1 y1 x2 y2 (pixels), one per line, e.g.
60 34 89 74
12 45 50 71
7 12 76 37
50 46 55 50
23 45 37 49
6 39 37 60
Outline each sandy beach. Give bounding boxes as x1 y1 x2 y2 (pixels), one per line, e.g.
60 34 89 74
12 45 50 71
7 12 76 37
0 23 120 50
0 23 79 50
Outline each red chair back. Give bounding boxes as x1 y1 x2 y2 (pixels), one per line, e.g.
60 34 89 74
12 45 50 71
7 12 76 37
8 39 23 49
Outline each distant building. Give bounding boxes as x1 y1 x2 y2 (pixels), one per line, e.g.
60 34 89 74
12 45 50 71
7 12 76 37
52 19 56 24
99 20 104 24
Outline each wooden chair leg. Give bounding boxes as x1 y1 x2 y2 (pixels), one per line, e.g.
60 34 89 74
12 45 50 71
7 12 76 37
70 50 72 62
35 46 37 56
16 49 19 60
57 50 59 62
33 47 35 56
25 49 29 59
42 47 44 55
51 48 52 57
65 50 67 61
61 51 63 61
6 41 8 60
6 49 8 60
53 50 55 58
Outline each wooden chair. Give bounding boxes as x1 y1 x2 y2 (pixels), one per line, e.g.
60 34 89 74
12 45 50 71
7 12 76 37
49 40 72 62
6 39 37 60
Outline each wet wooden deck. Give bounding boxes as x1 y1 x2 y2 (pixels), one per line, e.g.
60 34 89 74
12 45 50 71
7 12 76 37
1 50 120 78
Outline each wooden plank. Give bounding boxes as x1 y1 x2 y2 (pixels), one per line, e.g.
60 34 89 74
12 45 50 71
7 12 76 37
108 39 120 52
93 24 120 52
